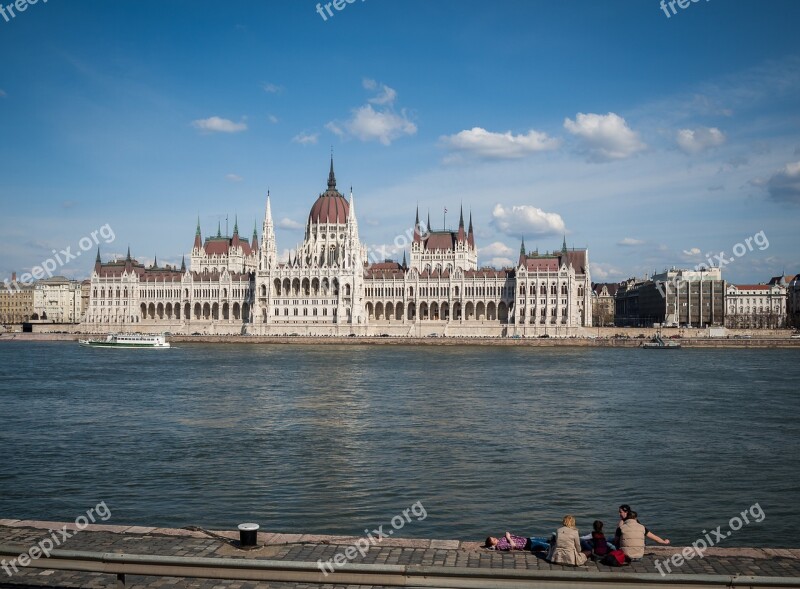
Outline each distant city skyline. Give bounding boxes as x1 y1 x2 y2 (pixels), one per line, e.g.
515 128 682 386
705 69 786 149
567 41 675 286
1 0 798 285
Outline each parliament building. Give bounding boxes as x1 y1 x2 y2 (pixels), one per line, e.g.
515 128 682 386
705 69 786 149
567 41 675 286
84 159 593 336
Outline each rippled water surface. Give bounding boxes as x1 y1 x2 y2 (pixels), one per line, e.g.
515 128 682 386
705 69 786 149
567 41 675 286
1 342 798 546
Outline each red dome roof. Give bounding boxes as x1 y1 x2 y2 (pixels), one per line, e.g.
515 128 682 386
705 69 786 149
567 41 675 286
308 192 349 225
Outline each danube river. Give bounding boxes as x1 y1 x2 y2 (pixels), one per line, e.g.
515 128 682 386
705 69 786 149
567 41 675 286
1 342 798 546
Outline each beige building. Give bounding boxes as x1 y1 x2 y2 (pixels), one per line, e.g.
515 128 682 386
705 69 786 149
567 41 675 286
33 276 83 322
591 283 618 327
725 283 787 329
0 274 35 324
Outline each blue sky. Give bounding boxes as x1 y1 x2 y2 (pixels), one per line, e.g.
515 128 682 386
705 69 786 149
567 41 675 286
1 0 799 284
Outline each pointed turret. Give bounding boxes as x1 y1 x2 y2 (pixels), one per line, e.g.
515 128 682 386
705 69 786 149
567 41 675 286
261 190 277 270
457 205 466 242
180 255 186 272
152 254 158 269
251 220 258 250
194 217 202 250
125 246 133 272
232 215 240 247
562 234 568 254
414 205 421 243
427 210 432 234
216 221 222 238
402 250 407 270
467 210 475 248
519 237 526 266
126 246 131 262
94 247 102 273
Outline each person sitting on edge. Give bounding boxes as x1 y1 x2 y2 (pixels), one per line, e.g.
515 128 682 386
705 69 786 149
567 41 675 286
590 520 611 556
617 504 632 529
614 510 670 560
547 515 591 566
484 531 530 551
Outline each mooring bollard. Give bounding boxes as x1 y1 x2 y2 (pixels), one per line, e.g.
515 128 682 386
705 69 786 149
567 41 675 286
237 523 260 547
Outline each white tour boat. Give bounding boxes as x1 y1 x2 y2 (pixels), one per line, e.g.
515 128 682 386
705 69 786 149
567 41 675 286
79 333 171 349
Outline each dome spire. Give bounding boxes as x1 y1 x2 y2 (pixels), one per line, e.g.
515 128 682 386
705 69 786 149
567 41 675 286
327 150 336 190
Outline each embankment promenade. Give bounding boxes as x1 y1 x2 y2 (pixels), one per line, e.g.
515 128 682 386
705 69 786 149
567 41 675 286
1 520 799 588
2 331 800 348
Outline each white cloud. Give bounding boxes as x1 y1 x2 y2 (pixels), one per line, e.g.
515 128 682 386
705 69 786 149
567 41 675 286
262 83 284 94
442 127 561 159
485 257 515 268
292 132 319 145
225 174 243 182
479 241 515 258
618 237 645 246
327 81 416 146
563 112 645 162
330 104 416 146
591 262 625 282
490 204 566 237
676 127 726 154
766 161 800 204
268 114 279 124
278 218 303 230
683 247 702 256
363 78 398 105
191 116 247 133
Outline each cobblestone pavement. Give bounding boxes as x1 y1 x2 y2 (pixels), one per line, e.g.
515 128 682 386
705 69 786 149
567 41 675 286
2 521 799 588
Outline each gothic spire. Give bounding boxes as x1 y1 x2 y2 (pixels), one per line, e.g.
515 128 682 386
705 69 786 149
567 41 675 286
457 204 466 242
327 153 336 190
180 255 186 272
194 217 202 249
467 210 474 248
95 247 101 264
126 246 131 262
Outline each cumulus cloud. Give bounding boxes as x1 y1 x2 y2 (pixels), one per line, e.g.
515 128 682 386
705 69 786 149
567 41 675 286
486 257 515 268
480 241 515 258
766 161 800 204
292 132 319 145
225 174 243 182
490 204 566 237
262 83 284 94
676 127 726 154
683 247 702 256
278 218 303 230
192 116 247 133
327 81 416 145
363 78 397 105
441 127 561 159
618 237 644 246
563 112 645 162
591 262 625 282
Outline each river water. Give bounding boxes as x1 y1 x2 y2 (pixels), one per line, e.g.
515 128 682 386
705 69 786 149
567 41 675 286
0 342 797 546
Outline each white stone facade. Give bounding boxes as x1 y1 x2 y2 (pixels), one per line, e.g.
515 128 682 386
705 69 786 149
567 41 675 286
725 283 787 329
82 160 592 336
33 276 83 323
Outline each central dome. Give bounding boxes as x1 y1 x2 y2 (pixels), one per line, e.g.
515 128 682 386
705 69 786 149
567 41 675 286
308 157 349 225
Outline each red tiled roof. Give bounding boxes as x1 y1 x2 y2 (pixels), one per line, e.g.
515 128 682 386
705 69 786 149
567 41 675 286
423 232 456 251
564 250 588 274
203 237 254 257
524 258 559 272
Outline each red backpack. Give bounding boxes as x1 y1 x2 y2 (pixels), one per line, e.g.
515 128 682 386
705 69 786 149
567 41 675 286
601 549 630 567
